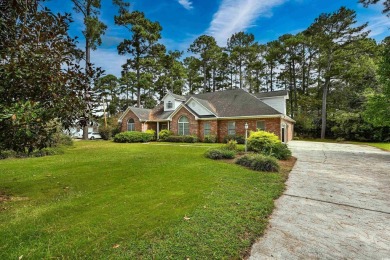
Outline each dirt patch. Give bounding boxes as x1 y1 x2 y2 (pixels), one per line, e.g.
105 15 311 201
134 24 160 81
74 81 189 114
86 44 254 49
0 191 10 202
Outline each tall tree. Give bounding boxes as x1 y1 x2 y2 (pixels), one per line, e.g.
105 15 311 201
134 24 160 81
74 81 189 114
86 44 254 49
305 7 369 139
226 32 255 89
364 37 390 126
188 35 219 92
0 0 102 152
71 0 107 139
115 10 162 107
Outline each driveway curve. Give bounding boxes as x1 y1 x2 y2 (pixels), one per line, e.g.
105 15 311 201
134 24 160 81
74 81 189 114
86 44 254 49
249 141 390 259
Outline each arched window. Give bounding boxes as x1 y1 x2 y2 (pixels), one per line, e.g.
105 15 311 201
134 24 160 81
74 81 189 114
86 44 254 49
178 116 189 135
127 118 135 131
167 101 173 109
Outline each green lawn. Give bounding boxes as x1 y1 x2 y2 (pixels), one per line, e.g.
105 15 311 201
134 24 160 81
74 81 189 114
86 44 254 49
350 142 390 151
0 141 291 259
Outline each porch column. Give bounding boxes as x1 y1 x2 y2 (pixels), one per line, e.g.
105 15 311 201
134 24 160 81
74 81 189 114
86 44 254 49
168 121 170 130
157 122 160 140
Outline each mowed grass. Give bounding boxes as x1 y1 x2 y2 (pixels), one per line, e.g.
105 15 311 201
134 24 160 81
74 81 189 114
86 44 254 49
0 141 290 259
351 142 390 151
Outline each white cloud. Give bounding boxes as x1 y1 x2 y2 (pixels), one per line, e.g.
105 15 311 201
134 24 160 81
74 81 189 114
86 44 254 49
206 0 286 46
91 48 128 77
178 0 193 10
365 15 390 40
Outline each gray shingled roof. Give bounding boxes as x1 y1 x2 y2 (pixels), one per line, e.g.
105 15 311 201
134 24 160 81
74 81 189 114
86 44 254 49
191 89 282 117
254 90 288 99
130 107 151 121
170 92 186 101
150 104 174 121
191 97 217 114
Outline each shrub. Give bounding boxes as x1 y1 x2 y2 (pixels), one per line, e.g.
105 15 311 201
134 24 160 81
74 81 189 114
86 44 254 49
113 131 154 143
203 135 217 143
235 154 279 172
0 150 17 159
30 147 64 157
271 143 292 160
165 135 198 143
247 130 281 154
223 140 238 151
205 148 236 160
158 129 174 141
183 135 198 143
98 125 113 140
234 154 252 167
145 129 156 141
49 132 73 147
223 134 245 144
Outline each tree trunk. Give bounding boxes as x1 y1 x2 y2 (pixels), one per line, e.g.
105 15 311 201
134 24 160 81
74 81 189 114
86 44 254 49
82 36 90 140
321 76 330 139
136 56 141 107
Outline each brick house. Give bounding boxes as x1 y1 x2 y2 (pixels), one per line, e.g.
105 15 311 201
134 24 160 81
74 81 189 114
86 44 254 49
118 89 295 142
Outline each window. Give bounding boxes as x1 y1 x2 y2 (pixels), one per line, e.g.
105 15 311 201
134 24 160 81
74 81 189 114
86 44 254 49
178 116 190 135
127 118 135 131
256 121 265 131
167 101 173 109
204 122 211 136
228 121 235 135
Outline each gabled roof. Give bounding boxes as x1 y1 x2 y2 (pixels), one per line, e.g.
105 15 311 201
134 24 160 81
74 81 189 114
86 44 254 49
186 97 217 116
163 90 186 101
118 106 151 122
149 104 174 121
190 89 282 117
254 90 288 99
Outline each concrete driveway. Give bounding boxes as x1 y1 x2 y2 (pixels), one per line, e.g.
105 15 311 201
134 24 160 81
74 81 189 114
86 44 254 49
249 141 390 259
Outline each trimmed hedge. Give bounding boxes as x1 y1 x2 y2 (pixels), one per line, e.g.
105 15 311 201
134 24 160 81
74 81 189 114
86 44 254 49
223 134 245 144
247 130 291 160
113 131 154 143
205 148 236 160
165 135 198 143
158 129 174 141
236 154 280 172
203 135 217 143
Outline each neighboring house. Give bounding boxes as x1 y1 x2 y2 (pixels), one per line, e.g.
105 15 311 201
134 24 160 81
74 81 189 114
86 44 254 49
118 89 295 143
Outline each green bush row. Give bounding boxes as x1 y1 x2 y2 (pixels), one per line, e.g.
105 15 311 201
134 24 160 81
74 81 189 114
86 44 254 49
204 148 236 160
235 154 280 172
113 131 154 143
164 135 198 143
0 147 64 160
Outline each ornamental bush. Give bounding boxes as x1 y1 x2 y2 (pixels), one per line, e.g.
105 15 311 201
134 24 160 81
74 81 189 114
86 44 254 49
113 131 154 143
235 154 279 172
223 134 245 144
98 125 113 140
204 148 236 160
145 129 156 141
247 130 281 154
223 140 238 151
203 134 217 143
271 143 292 160
158 129 174 141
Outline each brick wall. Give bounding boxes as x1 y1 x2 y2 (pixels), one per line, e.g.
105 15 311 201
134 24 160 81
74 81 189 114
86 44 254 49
198 120 218 141
170 107 198 136
216 118 281 142
120 109 143 132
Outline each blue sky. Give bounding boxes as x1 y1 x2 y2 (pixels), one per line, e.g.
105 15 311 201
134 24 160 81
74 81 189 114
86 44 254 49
46 0 390 77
